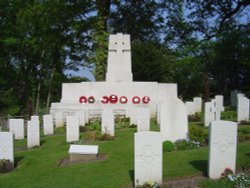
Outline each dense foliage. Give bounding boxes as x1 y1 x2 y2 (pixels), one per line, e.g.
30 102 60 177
0 0 249 115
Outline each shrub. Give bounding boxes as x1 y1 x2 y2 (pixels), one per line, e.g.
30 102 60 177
87 121 101 131
175 139 200 151
189 125 206 144
221 111 237 120
86 131 99 141
163 140 175 152
0 159 14 173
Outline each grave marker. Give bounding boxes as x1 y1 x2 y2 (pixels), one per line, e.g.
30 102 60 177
208 121 237 179
134 131 162 186
0 132 14 162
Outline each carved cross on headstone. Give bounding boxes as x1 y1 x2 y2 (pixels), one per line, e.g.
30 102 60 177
137 145 160 164
212 133 235 152
109 33 130 57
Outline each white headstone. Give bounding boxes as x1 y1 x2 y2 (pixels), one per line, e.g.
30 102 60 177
101 108 115 136
204 102 214 127
230 90 239 107
137 108 150 132
129 107 138 125
185 101 196 115
134 131 162 186
31 115 39 122
106 33 133 82
9 119 24 140
55 112 64 127
208 120 237 179
193 97 202 113
0 132 14 162
160 97 188 142
75 111 85 126
66 116 79 142
237 96 249 122
214 95 224 120
27 120 40 148
43 115 54 135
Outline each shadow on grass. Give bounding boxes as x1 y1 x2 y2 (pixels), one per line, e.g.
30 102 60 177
246 153 250 157
129 169 134 187
15 156 24 167
189 160 208 176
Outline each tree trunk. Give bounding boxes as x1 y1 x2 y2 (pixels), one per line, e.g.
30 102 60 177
203 71 210 102
45 66 55 114
35 50 45 115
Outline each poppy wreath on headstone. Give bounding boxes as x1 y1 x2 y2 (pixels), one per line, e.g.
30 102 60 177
79 96 87 104
109 94 118 104
142 96 150 104
132 96 140 104
88 96 95 103
119 96 128 104
101 96 109 104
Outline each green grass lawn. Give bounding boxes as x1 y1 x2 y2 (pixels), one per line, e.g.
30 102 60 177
0 121 250 188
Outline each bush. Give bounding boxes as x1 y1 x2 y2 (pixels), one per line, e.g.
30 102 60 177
86 131 99 141
163 140 175 152
87 121 101 131
221 111 237 120
175 139 200 151
189 125 206 144
0 159 14 173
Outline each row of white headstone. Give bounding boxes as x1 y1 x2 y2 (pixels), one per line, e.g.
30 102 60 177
134 120 238 186
204 95 225 126
185 97 202 115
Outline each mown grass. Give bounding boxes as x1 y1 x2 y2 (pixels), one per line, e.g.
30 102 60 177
0 120 250 188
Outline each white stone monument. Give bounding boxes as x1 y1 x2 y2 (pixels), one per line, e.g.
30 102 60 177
0 132 14 162
66 116 79 142
237 96 249 122
49 33 178 122
106 33 133 82
9 119 24 140
134 131 162 186
101 108 115 136
137 107 150 132
208 120 237 179
160 97 188 142
27 120 40 148
43 115 54 135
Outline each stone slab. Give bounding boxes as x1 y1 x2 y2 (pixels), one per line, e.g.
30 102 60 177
66 116 79 142
137 107 150 132
27 120 40 148
101 108 115 136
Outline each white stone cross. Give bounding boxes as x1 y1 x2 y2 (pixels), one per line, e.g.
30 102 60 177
109 33 130 54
